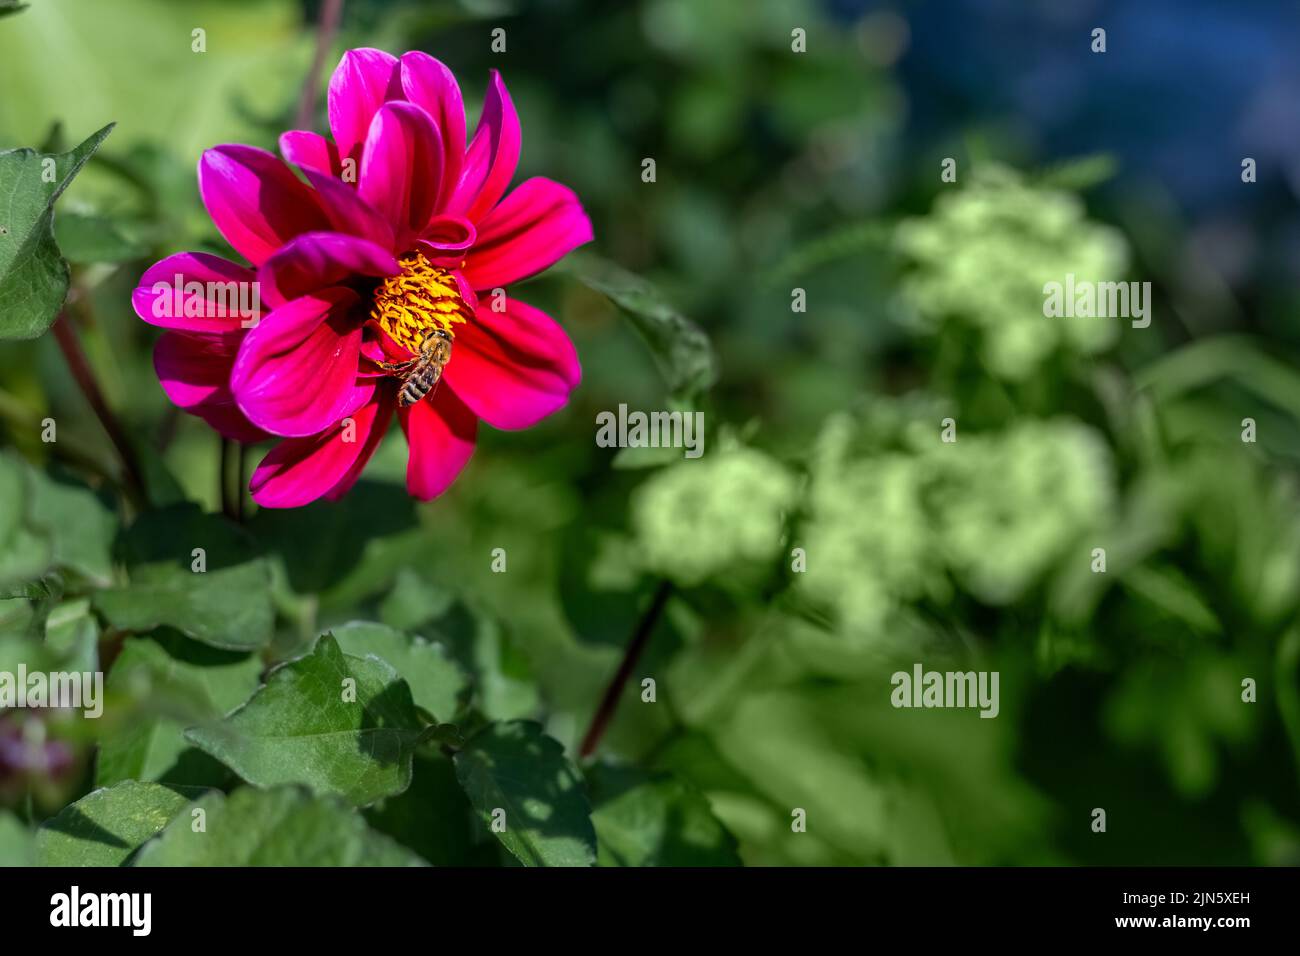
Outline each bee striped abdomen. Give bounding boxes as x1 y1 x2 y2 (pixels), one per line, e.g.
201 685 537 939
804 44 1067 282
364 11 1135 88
398 364 443 406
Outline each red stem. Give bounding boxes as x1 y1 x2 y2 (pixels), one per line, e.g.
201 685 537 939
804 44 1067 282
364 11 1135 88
51 314 145 497
295 0 345 130
220 436 234 519
579 580 673 759
236 442 247 523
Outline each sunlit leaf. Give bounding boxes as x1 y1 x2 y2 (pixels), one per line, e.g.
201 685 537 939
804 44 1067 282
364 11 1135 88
0 124 112 340
454 720 596 867
36 780 193 866
132 786 428 866
588 765 741 867
185 634 425 806
331 621 468 723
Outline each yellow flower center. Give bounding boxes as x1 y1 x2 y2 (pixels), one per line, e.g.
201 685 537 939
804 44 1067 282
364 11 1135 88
370 251 472 354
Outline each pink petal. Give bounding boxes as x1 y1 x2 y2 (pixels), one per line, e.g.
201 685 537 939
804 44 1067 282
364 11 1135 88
154 332 236 412
421 214 476 252
461 178 593 290
250 396 393 508
259 232 398 308
446 71 520 223
443 297 580 430
230 289 372 438
451 271 480 313
199 145 331 265
399 51 466 210
299 169 396 250
328 48 401 166
358 330 399 373
399 386 477 500
280 130 395 250
279 130 340 177
133 253 259 332
359 102 444 251
324 389 396 501
153 331 268 443
415 214 476 267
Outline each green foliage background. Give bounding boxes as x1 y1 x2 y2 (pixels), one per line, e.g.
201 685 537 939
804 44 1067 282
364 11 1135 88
1 0 1299 866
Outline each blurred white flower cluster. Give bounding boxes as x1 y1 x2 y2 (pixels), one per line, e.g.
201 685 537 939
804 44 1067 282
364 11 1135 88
895 165 1130 379
631 442 798 588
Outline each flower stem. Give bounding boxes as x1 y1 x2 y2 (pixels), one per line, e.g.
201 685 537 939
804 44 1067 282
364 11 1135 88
220 438 247 522
0 386 116 483
51 313 145 499
578 579 673 759
219 437 234 519
295 0 345 130
236 442 248 523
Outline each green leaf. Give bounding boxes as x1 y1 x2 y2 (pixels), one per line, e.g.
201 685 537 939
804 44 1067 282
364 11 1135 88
588 766 741 867
95 633 262 788
0 526 49 589
453 720 597 867
0 600 35 640
92 504 273 651
132 786 428 866
44 597 98 672
0 453 116 589
365 752 482 866
36 781 192 866
767 220 891 286
53 210 147 264
0 1 27 21
331 620 468 722
185 634 424 806
0 812 36 866
565 252 717 399
93 565 271 651
1035 153 1118 191
0 454 23 546
0 628 57 673
0 123 113 340
1136 335 1300 423
0 454 50 588
1120 564 1221 635
464 612 541 721
25 465 116 587
378 568 455 630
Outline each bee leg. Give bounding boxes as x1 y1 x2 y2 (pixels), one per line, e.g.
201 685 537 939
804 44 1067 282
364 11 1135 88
377 358 417 372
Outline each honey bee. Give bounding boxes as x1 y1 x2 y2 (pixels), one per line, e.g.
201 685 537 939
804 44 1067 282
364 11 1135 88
380 328 454 407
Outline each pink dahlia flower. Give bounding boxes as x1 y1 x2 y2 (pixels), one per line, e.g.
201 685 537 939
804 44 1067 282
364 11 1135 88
134 49 592 507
